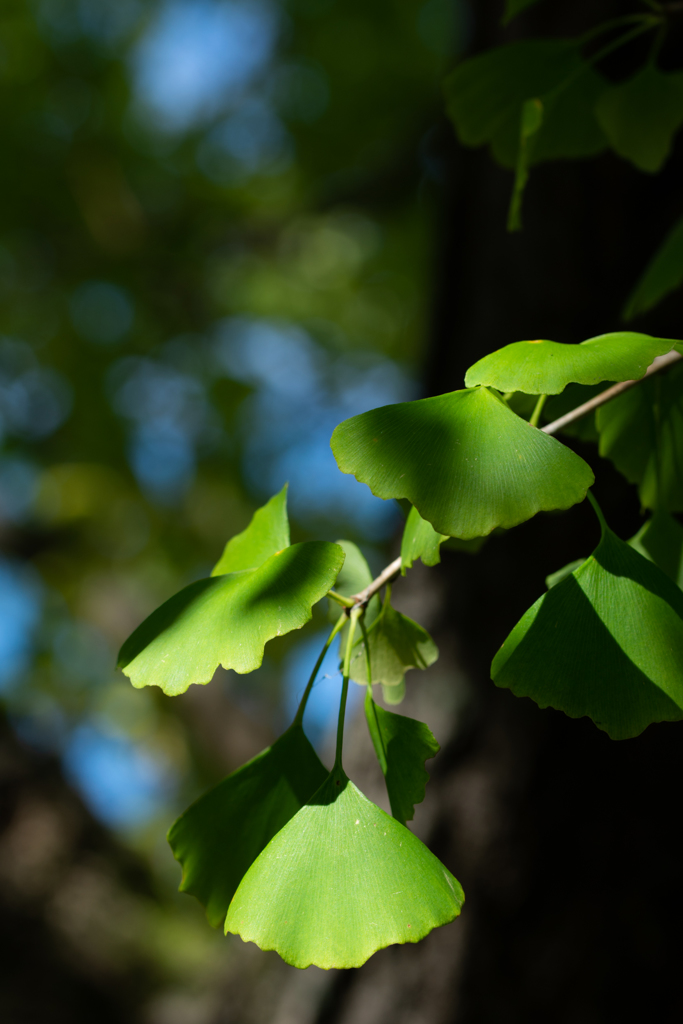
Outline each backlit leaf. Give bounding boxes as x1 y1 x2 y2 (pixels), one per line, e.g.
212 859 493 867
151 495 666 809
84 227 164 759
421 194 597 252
628 511 683 589
331 386 594 538
350 602 438 688
168 724 328 927
444 41 606 170
118 542 345 695
212 484 289 575
401 505 448 573
382 679 406 705
364 688 439 825
492 520 683 739
225 767 464 969
623 216 683 320
596 361 683 511
596 65 683 173
465 333 675 395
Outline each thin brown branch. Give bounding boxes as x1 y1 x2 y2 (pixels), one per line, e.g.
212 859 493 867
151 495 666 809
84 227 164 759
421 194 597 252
350 556 402 608
541 349 682 437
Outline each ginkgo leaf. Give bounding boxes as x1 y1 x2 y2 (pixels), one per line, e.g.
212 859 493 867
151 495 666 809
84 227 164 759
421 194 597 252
225 767 464 969
364 689 439 825
596 361 683 511
492 519 683 739
545 558 585 589
444 41 606 170
328 539 379 623
401 505 448 573
628 511 683 589
168 724 328 927
212 484 289 575
331 386 594 539
623 215 683 320
596 65 683 174
465 333 675 395
118 542 345 695
350 603 438 688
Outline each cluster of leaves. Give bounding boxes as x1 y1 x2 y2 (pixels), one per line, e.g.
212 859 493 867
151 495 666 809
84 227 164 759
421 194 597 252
444 3 683 315
119 325 683 968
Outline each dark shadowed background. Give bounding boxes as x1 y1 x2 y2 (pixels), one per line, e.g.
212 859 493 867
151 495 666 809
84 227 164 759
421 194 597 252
1 1 682 1022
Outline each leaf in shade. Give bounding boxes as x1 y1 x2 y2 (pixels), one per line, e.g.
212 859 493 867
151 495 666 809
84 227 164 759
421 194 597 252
465 333 675 395
364 688 439 825
168 724 328 927
225 767 464 969
331 386 594 539
492 522 683 739
507 97 544 231
401 505 448 573
118 542 345 695
596 65 683 174
628 511 683 589
596 361 683 511
212 484 289 575
350 602 438 689
444 41 606 170
623 216 683 320
543 382 609 443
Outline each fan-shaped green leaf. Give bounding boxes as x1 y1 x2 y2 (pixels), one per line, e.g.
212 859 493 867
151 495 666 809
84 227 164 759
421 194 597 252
331 386 594 539
629 511 683 589
350 603 438 688
364 689 439 824
212 485 289 575
168 724 328 928
118 542 345 695
596 361 683 511
492 521 683 739
624 216 683 320
444 41 606 170
401 505 448 573
465 333 674 395
596 65 683 173
225 768 464 969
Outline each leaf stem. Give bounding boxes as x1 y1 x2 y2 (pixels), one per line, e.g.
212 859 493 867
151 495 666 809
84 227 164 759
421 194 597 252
294 612 347 727
587 490 609 536
529 394 547 428
327 589 356 608
334 606 361 769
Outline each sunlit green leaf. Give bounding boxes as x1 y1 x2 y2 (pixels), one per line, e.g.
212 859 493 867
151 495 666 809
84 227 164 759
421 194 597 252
118 542 345 695
444 41 607 170
168 724 328 927
331 386 594 538
465 333 675 395
628 511 683 589
596 65 683 173
596 361 683 511
364 688 439 824
225 767 464 969
492 520 683 739
624 216 683 320
212 485 289 575
351 602 438 688
401 505 448 573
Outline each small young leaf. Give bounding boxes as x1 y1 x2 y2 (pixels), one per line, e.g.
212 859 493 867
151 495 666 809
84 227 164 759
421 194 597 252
623 216 683 320
350 603 438 688
225 767 464 969
212 484 289 575
465 333 675 395
628 511 683 589
492 522 683 739
168 724 328 927
118 542 345 695
596 65 683 174
596 362 683 511
331 386 594 539
365 689 439 825
401 505 448 573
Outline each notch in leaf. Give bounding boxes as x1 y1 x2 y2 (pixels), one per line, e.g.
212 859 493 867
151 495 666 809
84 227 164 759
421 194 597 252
492 499 683 739
225 767 464 969
168 724 328 927
364 688 439 825
331 386 594 539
